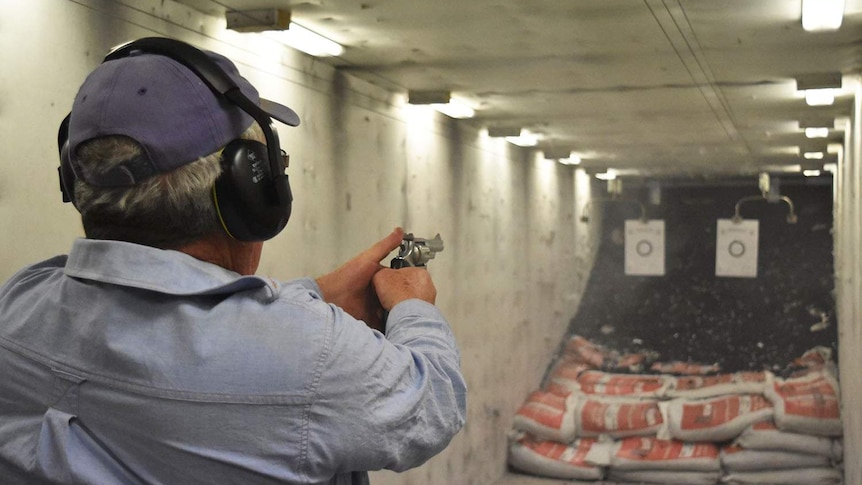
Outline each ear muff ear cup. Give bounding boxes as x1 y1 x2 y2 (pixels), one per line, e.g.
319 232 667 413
213 139 292 241
59 142 79 208
57 115 79 208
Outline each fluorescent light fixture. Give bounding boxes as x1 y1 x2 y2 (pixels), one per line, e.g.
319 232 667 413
265 23 344 57
803 170 822 177
805 127 829 138
487 126 522 137
407 90 474 119
595 169 617 180
431 100 475 119
798 117 834 129
804 152 825 159
542 147 582 165
226 9 343 57
796 73 842 106
505 130 540 147
802 0 845 31
543 147 571 160
805 89 836 106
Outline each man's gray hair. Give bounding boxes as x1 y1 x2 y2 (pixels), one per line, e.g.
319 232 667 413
73 123 265 248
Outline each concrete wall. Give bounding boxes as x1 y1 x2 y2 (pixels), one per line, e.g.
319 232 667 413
835 74 862 485
0 0 599 483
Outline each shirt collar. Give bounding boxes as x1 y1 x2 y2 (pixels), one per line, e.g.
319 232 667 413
64 238 279 298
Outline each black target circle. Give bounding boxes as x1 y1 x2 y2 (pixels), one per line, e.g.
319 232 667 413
636 240 653 257
728 240 746 258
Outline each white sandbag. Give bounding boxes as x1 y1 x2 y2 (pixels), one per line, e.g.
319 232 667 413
543 361 590 394
561 335 609 367
560 335 654 372
512 390 577 443
735 420 836 457
784 346 838 379
720 444 832 471
651 360 721 375
576 370 668 398
508 434 605 480
575 395 663 438
833 439 843 462
721 467 843 485
610 437 721 472
663 394 773 442
765 372 842 437
609 469 721 484
666 371 772 399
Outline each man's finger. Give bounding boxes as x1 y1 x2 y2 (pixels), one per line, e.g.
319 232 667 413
362 227 404 263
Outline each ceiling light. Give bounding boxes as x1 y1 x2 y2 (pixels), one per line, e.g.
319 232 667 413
542 147 582 166
505 130 540 147
408 90 450 105
595 169 617 181
805 89 836 106
798 117 834 129
804 152 825 160
265 23 344 57
803 170 822 177
801 0 845 32
431 100 475 119
824 163 838 173
226 9 290 31
408 90 474 119
542 147 571 160
226 9 344 57
795 73 842 106
487 126 522 137
805 127 829 138
559 155 581 166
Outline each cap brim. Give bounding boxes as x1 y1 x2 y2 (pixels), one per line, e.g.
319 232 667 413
260 98 300 127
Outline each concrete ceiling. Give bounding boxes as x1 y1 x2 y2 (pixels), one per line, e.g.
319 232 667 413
178 0 861 177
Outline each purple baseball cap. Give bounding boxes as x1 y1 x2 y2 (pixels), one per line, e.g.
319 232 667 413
67 48 300 186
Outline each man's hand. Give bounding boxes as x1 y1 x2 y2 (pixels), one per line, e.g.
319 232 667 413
316 227 404 332
373 266 437 311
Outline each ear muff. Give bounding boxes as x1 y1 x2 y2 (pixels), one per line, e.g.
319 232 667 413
57 114 79 208
213 139 292 241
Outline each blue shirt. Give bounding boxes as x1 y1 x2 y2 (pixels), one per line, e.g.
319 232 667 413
0 239 466 484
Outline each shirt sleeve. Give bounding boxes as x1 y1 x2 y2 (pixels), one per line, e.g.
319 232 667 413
304 299 467 476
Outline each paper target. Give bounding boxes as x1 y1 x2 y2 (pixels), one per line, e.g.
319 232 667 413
625 220 665 276
716 219 759 278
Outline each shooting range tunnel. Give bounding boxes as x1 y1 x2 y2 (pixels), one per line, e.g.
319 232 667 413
2 2 861 484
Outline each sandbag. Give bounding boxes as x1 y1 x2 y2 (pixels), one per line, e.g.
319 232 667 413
561 335 608 367
543 361 590 394
666 371 772 399
576 370 668 398
662 394 773 442
507 434 605 480
720 444 831 471
575 396 663 438
765 372 842 437
610 437 721 472
721 467 843 484
734 420 837 458
651 361 721 375
511 390 577 443
609 469 721 484
560 335 654 372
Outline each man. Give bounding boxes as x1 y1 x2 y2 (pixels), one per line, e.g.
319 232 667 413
0 38 466 484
